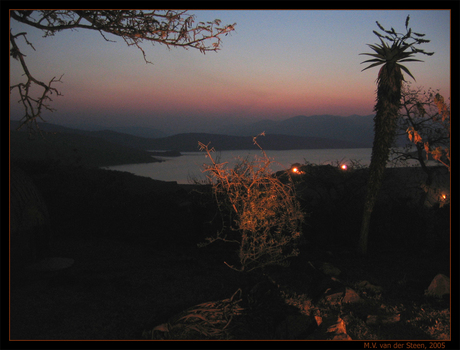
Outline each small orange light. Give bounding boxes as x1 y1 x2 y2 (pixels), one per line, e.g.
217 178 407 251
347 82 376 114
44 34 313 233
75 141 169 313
341 164 347 170
441 194 447 200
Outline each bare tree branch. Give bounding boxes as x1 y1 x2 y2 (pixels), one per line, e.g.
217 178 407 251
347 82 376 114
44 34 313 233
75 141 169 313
10 10 236 131
10 30 64 135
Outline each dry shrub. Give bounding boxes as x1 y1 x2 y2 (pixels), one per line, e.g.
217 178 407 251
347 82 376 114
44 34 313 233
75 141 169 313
198 134 304 272
143 289 244 340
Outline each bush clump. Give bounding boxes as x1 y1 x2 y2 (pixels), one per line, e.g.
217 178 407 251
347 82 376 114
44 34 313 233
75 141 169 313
198 135 305 273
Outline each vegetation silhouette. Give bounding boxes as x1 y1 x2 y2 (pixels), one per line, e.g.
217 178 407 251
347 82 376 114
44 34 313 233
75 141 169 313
358 15 434 255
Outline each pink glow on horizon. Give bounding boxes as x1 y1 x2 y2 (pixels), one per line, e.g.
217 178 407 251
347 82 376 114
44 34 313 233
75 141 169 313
60 90 375 121
60 72 376 121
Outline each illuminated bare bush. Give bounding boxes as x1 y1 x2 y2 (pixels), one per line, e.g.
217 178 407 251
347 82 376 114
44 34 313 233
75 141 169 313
406 92 451 171
198 135 304 273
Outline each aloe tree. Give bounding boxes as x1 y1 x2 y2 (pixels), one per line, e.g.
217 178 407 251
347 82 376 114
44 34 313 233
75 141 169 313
358 15 434 255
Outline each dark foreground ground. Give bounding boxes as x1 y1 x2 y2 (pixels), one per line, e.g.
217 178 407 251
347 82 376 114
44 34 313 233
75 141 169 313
9 160 453 343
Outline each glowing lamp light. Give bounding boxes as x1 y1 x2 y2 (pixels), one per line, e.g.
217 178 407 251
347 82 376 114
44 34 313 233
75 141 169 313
341 164 348 170
441 194 447 200
291 166 304 175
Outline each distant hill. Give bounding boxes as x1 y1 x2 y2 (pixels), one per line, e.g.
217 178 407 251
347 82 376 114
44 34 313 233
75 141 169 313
9 127 159 168
213 114 376 147
10 120 89 135
10 120 168 138
10 120 160 151
13 113 378 147
10 120 369 154
103 126 167 139
129 132 368 152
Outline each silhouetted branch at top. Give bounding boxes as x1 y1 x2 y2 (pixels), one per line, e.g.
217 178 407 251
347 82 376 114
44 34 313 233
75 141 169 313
10 10 236 132
10 30 64 134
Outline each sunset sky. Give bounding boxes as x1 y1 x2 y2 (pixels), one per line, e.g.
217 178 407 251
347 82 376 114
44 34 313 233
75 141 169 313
9 9 451 134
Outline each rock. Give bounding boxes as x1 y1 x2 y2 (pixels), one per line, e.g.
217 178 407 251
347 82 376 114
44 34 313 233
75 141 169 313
366 313 401 325
425 274 450 298
326 317 347 334
324 316 352 340
323 288 344 305
330 333 353 340
342 287 361 303
322 287 360 306
318 262 341 277
356 280 383 294
306 315 352 340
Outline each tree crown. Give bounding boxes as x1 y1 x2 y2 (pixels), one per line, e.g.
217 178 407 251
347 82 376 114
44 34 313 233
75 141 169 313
360 15 434 81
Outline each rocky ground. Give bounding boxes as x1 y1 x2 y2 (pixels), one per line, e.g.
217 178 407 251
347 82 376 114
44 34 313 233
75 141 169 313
9 160 452 342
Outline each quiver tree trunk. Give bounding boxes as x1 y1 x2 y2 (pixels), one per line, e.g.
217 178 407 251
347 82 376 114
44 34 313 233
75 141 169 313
10 164 51 271
358 64 403 255
358 15 434 255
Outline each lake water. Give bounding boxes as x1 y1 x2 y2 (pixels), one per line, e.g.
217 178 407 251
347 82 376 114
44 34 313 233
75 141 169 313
102 148 424 184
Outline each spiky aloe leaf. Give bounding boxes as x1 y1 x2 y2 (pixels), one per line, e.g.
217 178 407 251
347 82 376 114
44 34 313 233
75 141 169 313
366 42 386 53
399 58 424 63
361 61 386 72
360 58 385 64
398 64 417 81
360 53 385 60
376 21 385 31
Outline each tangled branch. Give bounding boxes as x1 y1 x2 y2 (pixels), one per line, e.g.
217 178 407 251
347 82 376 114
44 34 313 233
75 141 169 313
198 134 305 273
406 93 451 171
10 10 236 130
390 83 450 169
